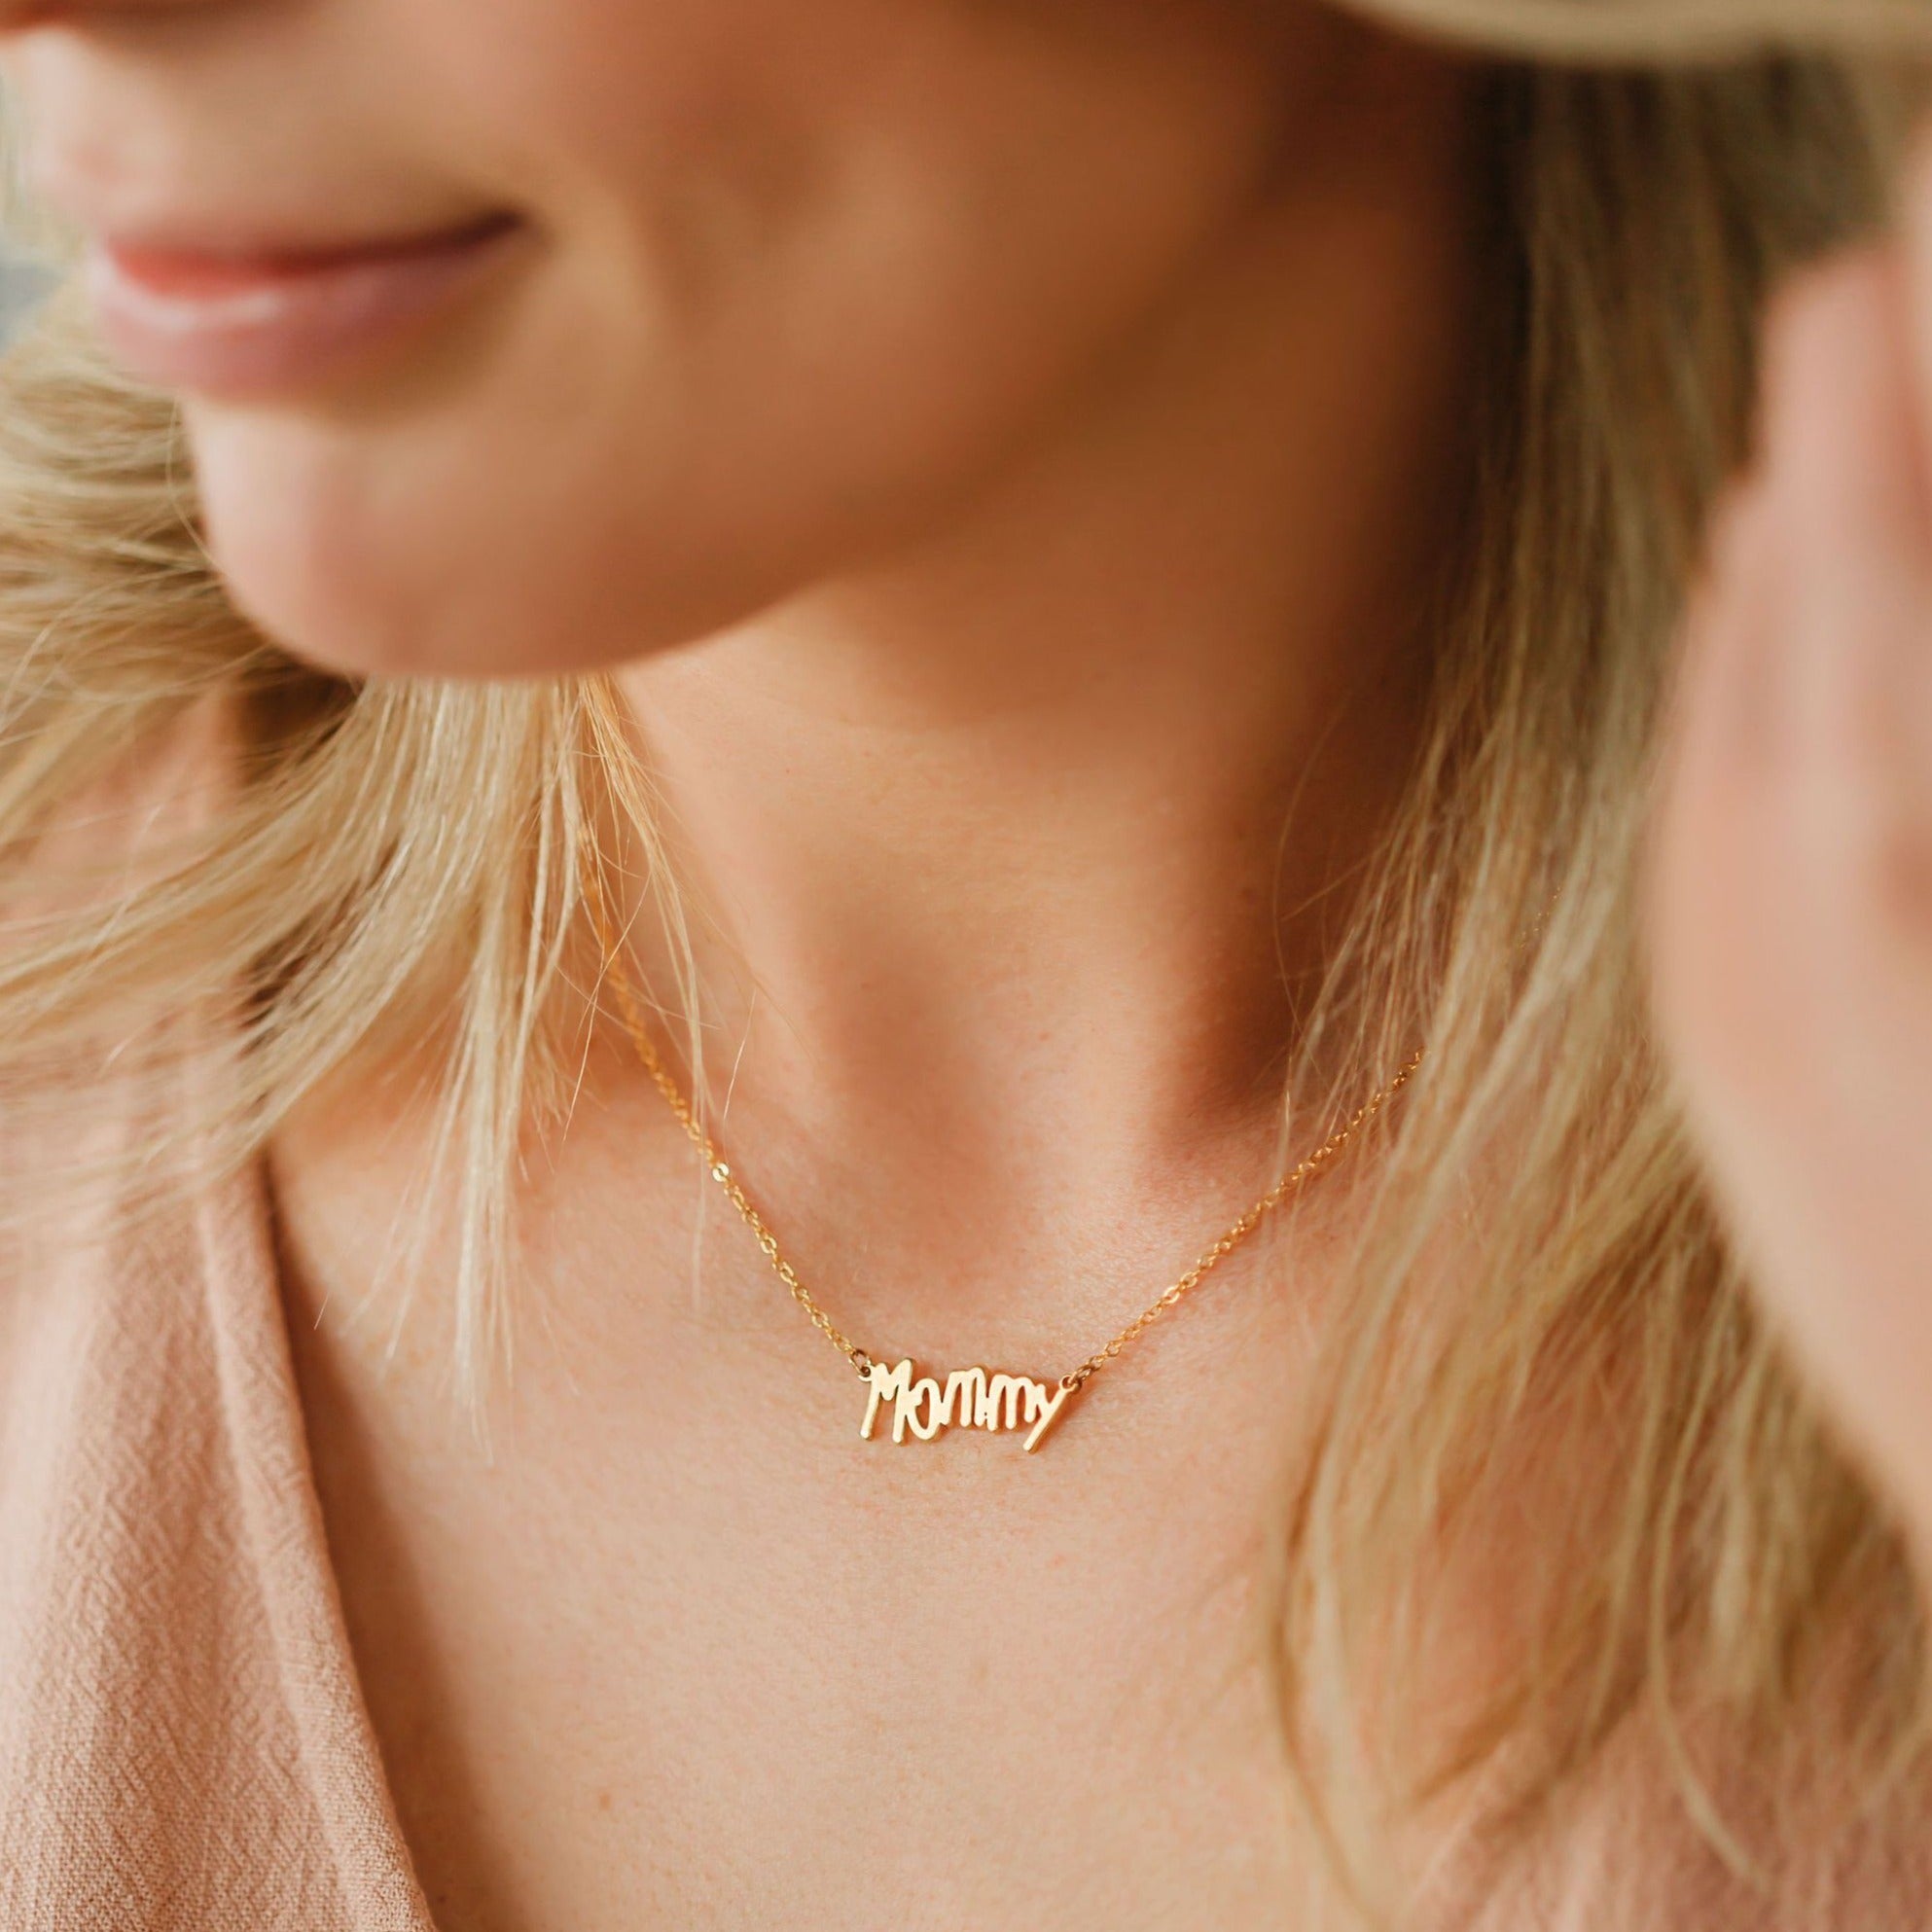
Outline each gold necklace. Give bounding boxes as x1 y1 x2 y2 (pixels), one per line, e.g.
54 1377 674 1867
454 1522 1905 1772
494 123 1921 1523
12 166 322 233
590 884 1420 1453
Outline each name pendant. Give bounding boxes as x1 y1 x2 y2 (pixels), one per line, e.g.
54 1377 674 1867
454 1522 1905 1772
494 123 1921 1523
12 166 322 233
859 1357 1078 1454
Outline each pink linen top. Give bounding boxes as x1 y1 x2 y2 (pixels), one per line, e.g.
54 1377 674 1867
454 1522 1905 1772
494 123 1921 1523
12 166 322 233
3 714 1930 1930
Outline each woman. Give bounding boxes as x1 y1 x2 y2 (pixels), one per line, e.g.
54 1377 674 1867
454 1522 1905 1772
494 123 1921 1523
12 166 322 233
2 0 1931 1923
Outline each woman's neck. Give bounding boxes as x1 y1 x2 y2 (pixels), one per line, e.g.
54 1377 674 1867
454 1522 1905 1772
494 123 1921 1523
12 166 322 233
613 73 1477 1248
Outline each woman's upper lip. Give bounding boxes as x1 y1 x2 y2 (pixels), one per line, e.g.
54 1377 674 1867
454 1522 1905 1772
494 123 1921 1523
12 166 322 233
92 209 525 279
25 123 527 262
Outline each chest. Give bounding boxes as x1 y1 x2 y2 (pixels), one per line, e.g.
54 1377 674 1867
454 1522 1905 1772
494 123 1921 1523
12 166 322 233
284 1239 1326 1932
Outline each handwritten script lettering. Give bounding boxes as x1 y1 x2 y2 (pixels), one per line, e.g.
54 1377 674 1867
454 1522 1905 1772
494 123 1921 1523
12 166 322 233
860 1358 1076 1453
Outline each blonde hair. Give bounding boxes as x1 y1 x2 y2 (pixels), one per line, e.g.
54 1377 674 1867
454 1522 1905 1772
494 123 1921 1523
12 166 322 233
2 2 1930 1919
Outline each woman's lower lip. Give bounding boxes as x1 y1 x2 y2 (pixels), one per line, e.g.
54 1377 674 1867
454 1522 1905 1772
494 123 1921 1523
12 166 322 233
83 215 526 401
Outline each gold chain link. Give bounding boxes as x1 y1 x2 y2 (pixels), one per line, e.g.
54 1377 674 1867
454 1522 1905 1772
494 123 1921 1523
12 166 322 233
587 861 1420 1394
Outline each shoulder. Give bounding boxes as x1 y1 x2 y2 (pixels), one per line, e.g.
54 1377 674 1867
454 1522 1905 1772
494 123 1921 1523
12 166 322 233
0 694 244 1317
1439 1700 1932 1931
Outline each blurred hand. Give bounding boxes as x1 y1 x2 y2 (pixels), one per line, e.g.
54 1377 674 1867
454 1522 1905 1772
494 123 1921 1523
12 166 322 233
1651 142 1932 1564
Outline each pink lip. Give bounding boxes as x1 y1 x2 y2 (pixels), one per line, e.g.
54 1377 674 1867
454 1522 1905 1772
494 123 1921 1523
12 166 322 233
83 213 526 401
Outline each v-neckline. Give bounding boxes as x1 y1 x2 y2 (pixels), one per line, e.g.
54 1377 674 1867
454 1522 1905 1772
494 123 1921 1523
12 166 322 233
207 1134 443 1931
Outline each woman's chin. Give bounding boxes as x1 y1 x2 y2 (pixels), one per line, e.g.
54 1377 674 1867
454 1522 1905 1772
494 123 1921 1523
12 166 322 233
192 431 803 681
